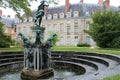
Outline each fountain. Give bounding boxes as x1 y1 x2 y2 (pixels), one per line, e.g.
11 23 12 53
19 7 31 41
18 0 56 79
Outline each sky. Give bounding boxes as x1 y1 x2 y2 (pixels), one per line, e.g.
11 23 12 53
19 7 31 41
59 0 120 7
29 0 120 10
0 0 120 18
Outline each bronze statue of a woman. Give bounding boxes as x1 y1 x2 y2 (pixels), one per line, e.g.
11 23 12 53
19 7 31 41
34 0 49 26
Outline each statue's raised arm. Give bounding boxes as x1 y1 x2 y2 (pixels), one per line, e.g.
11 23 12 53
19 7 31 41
34 0 49 26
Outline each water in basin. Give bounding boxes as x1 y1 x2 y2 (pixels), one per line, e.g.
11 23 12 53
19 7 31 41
0 69 76 80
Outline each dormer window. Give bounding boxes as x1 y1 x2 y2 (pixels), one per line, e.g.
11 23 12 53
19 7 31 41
43 15 46 20
74 11 79 17
20 20 23 23
86 11 90 16
29 17 33 22
23 18 27 22
47 14 52 20
53 14 58 19
66 12 71 18
59 13 64 18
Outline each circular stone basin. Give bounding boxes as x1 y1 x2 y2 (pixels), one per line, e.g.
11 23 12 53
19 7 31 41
0 69 76 80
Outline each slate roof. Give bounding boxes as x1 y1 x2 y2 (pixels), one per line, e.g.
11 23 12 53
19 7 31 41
22 3 119 19
46 3 119 17
0 17 14 27
0 17 19 27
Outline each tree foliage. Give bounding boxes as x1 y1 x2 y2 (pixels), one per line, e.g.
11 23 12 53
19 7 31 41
49 32 59 46
0 0 58 19
0 0 31 20
85 10 120 48
0 22 12 48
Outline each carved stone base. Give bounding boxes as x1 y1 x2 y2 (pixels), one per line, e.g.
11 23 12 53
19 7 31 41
21 68 54 80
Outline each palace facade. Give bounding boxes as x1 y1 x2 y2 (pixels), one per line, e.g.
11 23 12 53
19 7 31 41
17 0 119 46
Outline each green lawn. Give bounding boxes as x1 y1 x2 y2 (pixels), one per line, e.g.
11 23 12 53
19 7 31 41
0 47 23 52
52 46 120 55
0 46 120 55
102 75 120 80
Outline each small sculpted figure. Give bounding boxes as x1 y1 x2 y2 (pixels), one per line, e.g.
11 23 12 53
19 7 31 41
35 30 41 45
18 32 31 47
42 33 57 68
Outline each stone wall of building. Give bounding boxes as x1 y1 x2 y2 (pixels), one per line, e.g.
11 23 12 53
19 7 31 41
16 0 119 46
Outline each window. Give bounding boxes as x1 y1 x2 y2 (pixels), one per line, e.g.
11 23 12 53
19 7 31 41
59 13 64 18
60 23 64 34
86 36 90 44
29 17 33 22
67 36 71 45
53 24 58 33
74 20 78 25
86 11 90 16
66 20 71 26
81 20 86 27
17 27 21 33
27 17 29 22
42 25 45 27
23 18 27 22
26 27 29 34
22 27 26 34
43 16 46 20
74 11 79 17
20 20 23 23
47 14 52 20
53 14 58 19
5 28 8 33
74 36 78 46
14 25 17 32
66 12 71 18
74 26 78 35
60 37 64 45
47 24 51 33
86 22 89 30
67 26 71 35
11 30 14 34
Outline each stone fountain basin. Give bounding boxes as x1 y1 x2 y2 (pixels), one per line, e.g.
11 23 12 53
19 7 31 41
0 51 120 80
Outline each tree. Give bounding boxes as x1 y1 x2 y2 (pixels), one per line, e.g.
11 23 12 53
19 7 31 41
0 0 31 19
0 0 58 19
0 22 12 48
85 10 120 48
49 31 59 46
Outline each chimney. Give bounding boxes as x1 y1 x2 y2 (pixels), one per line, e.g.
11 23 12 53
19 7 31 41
119 6 120 8
65 0 70 12
15 14 18 18
80 0 84 3
103 0 110 9
7 15 11 18
98 0 103 5
0 10 2 16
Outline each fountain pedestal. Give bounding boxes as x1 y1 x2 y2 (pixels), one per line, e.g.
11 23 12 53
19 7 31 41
20 25 55 79
21 68 54 80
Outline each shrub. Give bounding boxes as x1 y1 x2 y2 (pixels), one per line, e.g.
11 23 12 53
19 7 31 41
77 43 90 47
111 37 120 48
85 10 120 48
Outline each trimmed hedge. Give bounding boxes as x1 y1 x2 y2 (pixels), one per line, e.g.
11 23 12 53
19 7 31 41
77 43 90 47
